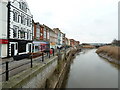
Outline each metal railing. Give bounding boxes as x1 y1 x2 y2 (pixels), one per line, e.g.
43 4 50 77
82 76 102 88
0 51 55 81
0 47 70 81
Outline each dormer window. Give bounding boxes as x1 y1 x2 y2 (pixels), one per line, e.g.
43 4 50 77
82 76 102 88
19 2 27 12
19 2 22 9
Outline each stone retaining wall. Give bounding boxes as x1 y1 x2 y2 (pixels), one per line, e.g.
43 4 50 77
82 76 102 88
2 48 80 89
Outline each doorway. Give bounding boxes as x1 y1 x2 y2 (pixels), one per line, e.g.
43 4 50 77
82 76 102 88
11 44 15 56
28 44 31 53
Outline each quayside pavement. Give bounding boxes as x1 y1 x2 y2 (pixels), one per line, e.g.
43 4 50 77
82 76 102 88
0 48 70 82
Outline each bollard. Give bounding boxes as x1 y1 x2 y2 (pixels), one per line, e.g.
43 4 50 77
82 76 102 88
6 62 9 81
42 52 44 62
31 55 33 68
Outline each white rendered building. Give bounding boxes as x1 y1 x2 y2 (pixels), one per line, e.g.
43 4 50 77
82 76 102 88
0 0 33 58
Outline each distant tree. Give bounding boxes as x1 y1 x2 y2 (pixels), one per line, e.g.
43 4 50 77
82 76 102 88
81 43 90 45
112 39 117 44
112 39 120 46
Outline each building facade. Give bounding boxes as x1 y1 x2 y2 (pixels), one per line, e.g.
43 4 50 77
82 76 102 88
0 0 33 58
62 33 66 47
43 24 50 42
33 22 49 53
65 37 69 46
70 39 75 47
49 29 57 49
0 0 8 58
75 41 80 46
53 28 62 48
60 32 63 47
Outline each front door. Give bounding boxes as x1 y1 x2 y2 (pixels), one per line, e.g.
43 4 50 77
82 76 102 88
29 44 31 53
11 44 14 56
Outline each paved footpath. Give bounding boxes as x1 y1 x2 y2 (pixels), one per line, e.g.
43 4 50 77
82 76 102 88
0 52 58 82
0 49 69 82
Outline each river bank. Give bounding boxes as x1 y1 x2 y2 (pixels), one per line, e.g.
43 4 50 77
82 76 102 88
96 46 120 65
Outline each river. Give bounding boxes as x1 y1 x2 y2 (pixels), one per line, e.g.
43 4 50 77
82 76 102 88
63 49 118 88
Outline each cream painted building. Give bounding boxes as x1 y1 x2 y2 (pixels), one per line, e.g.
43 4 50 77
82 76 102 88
0 0 8 58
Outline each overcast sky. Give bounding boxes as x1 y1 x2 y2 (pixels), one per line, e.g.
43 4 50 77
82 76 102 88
26 0 118 43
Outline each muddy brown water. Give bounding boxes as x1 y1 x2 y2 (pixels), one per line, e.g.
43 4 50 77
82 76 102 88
63 49 118 88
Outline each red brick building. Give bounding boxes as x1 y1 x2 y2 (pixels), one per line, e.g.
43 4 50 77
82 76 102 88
43 24 50 42
70 39 75 47
33 22 49 53
70 39 80 47
40 24 44 40
75 41 80 46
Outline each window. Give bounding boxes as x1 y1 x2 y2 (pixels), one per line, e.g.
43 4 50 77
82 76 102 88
27 16 31 27
28 44 31 52
21 13 26 25
18 15 20 23
20 31 25 39
29 19 32 27
19 2 27 12
27 17 29 26
35 46 39 52
13 11 17 22
44 29 46 39
19 2 21 9
13 25 18 38
20 28 25 39
18 42 26 53
13 9 20 23
47 31 49 39
36 26 40 39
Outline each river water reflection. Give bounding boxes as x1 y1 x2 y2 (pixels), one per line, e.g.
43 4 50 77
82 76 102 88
64 49 118 88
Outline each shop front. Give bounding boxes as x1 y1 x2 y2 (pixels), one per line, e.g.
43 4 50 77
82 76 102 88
8 39 32 57
33 41 50 53
50 42 56 49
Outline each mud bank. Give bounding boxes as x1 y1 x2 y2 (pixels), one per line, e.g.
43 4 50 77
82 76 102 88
97 53 120 65
96 46 120 65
